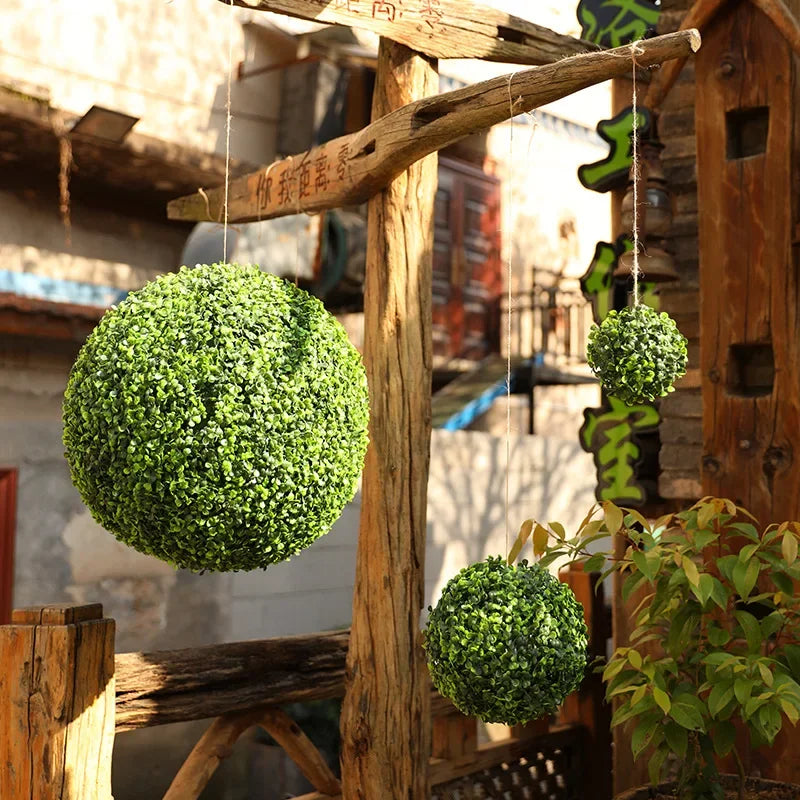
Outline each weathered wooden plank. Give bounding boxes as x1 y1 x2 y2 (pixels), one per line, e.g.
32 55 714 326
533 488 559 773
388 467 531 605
167 29 701 225
645 0 727 109
225 0 595 64
749 0 800 57
0 605 115 800
114 630 350 731
697 0 798 529
339 38 438 800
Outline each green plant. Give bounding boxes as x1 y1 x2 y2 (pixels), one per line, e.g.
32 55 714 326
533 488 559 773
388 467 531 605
63 263 369 572
423 555 588 725
535 498 800 800
587 304 687 405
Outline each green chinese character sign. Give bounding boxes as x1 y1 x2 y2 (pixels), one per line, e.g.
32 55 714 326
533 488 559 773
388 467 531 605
580 235 659 324
577 0 661 49
580 396 660 505
578 106 653 194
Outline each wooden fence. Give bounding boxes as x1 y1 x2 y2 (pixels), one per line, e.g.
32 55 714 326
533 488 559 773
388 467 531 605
0 566 610 800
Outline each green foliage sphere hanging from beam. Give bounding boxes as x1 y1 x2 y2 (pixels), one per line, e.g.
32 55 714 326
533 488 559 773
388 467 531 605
587 304 688 406
63 263 369 572
424 557 588 725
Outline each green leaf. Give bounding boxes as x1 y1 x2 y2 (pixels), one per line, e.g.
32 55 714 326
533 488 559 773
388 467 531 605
709 577 729 611
632 548 659 582
712 720 737 757
532 524 550 557
773 571 795 596
648 746 669 785
628 650 643 670
664 722 687 757
603 502 623 535
739 543 759 562
631 717 659 759
684 557 700 588
697 501 717 530
732 558 760 600
548 520 566 540
669 698 706 732
734 610 762 653
583 552 606 573
708 682 734 717
693 529 719 549
707 624 731 647
758 662 775 688
782 531 798 566
783 645 800 681
780 697 800 724
653 686 671 714
734 677 754 706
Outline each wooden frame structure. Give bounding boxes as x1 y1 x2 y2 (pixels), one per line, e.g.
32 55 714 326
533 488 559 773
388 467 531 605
0 2 700 797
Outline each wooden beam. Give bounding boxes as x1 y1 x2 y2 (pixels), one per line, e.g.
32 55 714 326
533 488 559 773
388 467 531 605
645 0 726 110
749 0 800 57
114 630 349 731
339 39 438 800
0 604 115 800
226 0 595 64
168 29 700 226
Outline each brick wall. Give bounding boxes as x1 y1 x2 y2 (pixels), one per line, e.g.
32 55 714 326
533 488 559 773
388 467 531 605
656 0 703 501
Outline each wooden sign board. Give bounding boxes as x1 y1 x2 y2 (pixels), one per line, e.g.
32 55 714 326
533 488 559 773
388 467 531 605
168 29 700 225
227 0 596 64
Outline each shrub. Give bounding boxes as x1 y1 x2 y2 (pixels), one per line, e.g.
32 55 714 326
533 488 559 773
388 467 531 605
424 556 588 725
63 263 369 572
587 304 687 406
538 498 800 800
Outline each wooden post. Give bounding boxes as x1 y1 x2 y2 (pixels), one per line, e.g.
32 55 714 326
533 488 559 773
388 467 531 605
339 39 438 800
560 565 613 800
0 604 115 800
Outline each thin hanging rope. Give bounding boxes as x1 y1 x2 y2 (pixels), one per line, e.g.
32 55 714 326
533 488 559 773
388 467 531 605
630 41 644 306
223 0 234 262
505 74 519 556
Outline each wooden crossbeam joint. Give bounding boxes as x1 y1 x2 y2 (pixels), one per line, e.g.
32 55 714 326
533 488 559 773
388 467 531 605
168 29 700 226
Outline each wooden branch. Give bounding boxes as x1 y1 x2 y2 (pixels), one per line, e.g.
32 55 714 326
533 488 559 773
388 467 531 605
168 29 700 226
114 630 349 731
749 0 800 57
163 706 340 800
226 0 595 64
259 708 341 795
645 0 726 110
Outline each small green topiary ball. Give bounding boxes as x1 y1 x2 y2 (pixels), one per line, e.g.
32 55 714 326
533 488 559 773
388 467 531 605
63 263 369 572
586 304 688 406
424 556 588 725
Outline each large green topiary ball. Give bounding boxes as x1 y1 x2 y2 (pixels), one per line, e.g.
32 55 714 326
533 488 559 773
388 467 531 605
63 263 369 572
586 304 687 406
424 556 588 725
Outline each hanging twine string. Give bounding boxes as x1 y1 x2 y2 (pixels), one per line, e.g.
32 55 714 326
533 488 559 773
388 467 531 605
504 74 523 555
223 0 234 262
630 40 645 306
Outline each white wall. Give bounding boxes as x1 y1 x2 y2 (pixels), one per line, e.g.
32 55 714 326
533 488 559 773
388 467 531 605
227 428 598 643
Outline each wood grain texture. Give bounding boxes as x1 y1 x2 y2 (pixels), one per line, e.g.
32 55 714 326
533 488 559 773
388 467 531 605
167 30 701 225
114 630 349 731
0 470 17 625
750 0 800 56
696 0 800 782
224 0 595 64
0 605 115 800
339 39 438 800
645 0 726 109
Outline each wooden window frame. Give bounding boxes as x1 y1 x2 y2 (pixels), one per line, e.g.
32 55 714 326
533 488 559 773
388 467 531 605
0 469 17 624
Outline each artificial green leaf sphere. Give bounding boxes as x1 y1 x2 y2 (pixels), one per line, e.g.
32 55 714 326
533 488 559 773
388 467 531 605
63 263 369 572
586 304 687 406
424 556 588 725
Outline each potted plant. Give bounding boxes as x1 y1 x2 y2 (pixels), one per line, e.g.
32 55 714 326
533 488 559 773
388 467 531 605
534 497 800 800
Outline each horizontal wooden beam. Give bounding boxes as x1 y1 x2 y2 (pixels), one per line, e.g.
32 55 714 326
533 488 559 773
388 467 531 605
168 29 701 225
114 630 350 731
227 0 595 64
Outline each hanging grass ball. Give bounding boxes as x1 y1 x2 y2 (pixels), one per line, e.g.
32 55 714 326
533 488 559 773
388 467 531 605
63 263 369 572
587 304 688 406
424 556 588 725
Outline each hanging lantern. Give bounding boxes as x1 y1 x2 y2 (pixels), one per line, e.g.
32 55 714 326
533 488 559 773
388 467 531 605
614 136 680 284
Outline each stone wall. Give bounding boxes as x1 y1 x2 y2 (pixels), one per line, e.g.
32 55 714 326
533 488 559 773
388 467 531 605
656 0 703 501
